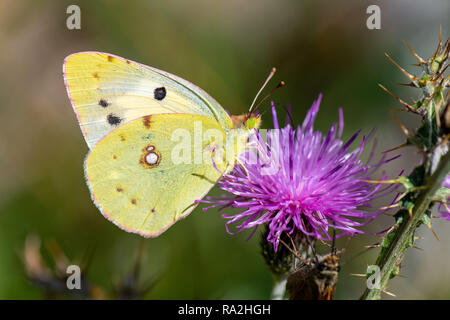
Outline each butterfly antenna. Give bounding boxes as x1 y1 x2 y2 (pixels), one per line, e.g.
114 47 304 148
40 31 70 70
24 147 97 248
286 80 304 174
250 81 285 115
249 67 277 113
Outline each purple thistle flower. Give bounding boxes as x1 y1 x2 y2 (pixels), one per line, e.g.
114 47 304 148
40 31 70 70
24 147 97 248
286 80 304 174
203 94 399 251
438 174 450 220
443 175 450 188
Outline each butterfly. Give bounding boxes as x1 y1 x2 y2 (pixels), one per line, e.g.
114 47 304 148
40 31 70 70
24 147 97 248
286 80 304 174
286 253 340 300
63 52 278 237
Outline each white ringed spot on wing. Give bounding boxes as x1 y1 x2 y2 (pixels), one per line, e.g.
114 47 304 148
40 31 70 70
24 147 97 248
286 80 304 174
140 145 160 168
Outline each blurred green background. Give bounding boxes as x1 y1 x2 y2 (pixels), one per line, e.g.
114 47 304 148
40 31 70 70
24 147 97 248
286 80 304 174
0 0 448 299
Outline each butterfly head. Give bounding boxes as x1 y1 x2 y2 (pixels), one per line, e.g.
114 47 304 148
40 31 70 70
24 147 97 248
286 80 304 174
231 113 261 130
229 67 284 131
244 114 261 130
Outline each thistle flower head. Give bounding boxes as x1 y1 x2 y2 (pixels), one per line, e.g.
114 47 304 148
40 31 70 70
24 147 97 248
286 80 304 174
203 95 398 251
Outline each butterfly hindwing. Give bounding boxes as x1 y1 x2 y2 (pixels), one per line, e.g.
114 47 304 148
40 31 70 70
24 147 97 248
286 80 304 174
64 52 233 149
84 113 230 237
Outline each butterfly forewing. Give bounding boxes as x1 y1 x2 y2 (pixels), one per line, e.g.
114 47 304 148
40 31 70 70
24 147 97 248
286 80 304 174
64 52 232 149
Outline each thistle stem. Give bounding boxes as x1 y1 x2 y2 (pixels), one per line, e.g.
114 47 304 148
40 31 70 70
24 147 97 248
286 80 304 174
361 150 450 300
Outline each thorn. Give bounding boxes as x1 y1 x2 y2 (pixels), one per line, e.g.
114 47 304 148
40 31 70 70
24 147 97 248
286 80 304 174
408 208 413 220
390 107 411 113
388 109 414 140
379 84 418 113
423 88 440 107
384 53 418 82
427 224 440 242
393 273 407 278
350 273 366 278
433 64 449 81
431 27 443 62
365 243 380 249
383 143 409 153
395 191 409 203
411 185 430 191
384 226 395 235
382 289 396 297
397 82 417 88
402 41 426 64
380 203 400 210
411 245 423 251
414 236 424 241
394 186 428 207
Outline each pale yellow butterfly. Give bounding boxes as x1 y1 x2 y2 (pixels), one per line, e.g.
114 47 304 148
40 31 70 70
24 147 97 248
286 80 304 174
63 52 275 237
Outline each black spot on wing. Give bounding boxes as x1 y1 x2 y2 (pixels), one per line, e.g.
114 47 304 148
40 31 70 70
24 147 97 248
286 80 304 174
99 99 109 107
154 87 166 100
107 113 122 126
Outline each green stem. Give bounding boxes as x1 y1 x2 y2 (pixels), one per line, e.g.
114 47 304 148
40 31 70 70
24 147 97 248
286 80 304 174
361 150 450 300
